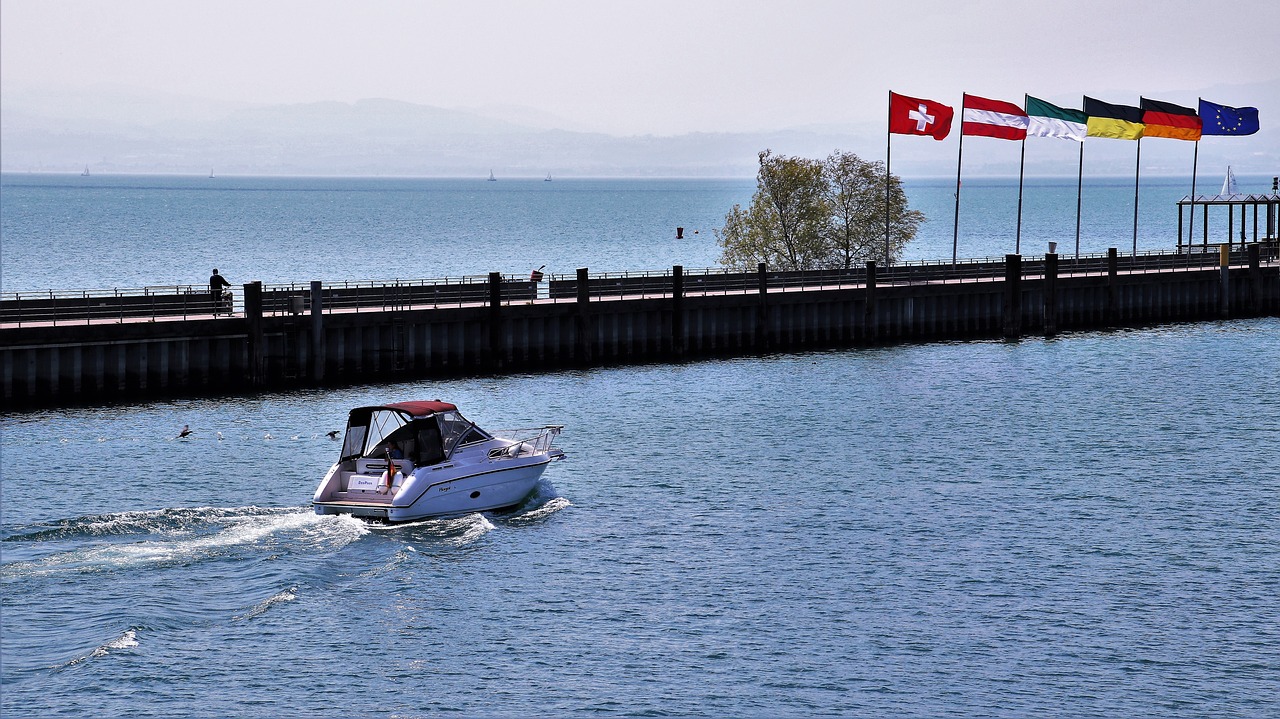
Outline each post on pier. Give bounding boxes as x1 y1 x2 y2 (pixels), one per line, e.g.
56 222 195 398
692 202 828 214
1106 248 1119 323
310 280 325 383
487 271 504 370
1044 251 1059 337
864 260 878 342
244 281 264 388
671 265 685 358
1003 254 1022 339
575 268 593 365
755 262 771 350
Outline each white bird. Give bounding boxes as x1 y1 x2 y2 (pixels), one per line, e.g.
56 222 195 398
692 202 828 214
263 432 274 440
216 432 224 441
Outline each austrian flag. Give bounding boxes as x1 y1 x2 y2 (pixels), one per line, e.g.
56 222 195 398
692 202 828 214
961 94 1028 140
889 92 953 140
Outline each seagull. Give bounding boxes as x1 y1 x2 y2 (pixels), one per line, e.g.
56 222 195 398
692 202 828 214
177 425 193 439
263 432 274 440
216 432 224 441
326 430 340 439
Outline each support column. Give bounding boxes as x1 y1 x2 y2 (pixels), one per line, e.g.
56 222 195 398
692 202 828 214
310 281 325 383
1003 254 1022 338
755 262 770 350
1219 244 1231 318
864 260 877 343
1044 252 1058 337
575 268 592 365
487 271 504 370
671 265 685 359
244 281 264 388
1106 248 1119 324
1248 243 1262 316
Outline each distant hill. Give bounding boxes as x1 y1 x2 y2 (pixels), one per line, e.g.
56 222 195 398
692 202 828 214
3 85 1276 178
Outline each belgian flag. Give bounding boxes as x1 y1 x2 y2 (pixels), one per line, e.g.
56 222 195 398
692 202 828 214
1084 96 1144 140
1140 98 1202 141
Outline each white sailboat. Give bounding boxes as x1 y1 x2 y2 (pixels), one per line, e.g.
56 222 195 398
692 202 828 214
1221 166 1238 196
80 165 90 177
487 169 497 181
544 172 553 182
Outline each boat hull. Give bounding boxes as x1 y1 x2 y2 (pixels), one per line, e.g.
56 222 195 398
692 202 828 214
313 458 549 522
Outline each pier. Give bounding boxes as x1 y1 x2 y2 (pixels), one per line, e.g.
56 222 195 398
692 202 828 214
2 246 1277 409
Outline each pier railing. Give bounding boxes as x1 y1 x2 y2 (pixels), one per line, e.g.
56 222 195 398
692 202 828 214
2 245 1272 326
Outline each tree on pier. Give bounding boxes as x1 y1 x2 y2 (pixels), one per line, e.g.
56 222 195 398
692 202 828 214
717 149 922 270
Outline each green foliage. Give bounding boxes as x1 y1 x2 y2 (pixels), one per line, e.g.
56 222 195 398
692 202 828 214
716 149 923 271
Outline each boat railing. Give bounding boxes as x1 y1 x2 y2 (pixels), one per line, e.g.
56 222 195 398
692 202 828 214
488 425 563 457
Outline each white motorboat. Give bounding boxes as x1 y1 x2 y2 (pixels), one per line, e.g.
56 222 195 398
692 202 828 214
313 400 564 522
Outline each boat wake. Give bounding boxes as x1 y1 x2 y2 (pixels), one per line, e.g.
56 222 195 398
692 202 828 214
504 495 572 524
366 512 496 546
234 586 299 621
56 627 142 669
2 507 369 579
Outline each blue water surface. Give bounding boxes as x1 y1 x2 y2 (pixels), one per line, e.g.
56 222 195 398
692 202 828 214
3 318 1278 717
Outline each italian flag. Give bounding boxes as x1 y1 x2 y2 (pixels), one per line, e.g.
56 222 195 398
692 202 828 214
961 94 1028 140
1025 96 1088 142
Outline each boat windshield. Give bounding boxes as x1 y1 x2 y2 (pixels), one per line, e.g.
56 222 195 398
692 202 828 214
437 411 491 455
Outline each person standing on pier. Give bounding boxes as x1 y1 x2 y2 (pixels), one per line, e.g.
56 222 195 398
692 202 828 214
209 268 231 315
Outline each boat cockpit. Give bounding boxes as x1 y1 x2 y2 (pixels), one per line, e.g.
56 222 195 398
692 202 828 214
339 404 492 474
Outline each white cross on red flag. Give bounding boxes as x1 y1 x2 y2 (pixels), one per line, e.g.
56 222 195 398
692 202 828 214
889 92 954 140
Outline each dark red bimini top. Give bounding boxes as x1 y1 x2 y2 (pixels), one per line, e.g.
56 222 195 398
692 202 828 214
381 400 458 417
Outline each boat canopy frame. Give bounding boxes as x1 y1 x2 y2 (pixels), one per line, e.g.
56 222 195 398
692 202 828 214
339 403 490 465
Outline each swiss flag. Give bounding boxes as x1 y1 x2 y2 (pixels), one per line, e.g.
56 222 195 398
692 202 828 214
889 92 954 140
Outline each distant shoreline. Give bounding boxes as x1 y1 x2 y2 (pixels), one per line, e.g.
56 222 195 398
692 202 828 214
3 170 1274 184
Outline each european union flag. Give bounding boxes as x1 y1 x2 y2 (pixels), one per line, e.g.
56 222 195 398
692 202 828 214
1199 99 1260 136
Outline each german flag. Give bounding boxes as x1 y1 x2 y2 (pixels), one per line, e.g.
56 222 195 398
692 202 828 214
1084 96 1144 140
1140 98 1201 141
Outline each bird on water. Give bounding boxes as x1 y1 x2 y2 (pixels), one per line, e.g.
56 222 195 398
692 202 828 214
326 430 340 439
177 425 193 439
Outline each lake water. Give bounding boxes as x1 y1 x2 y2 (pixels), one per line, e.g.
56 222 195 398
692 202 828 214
2 172 1272 293
2 174 1279 717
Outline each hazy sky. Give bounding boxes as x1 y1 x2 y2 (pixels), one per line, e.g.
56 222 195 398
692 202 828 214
3 0 1278 135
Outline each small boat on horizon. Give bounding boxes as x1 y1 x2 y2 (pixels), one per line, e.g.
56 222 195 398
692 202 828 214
545 172 553 182
312 400 564 522
81 165 90 177
487 169 497 181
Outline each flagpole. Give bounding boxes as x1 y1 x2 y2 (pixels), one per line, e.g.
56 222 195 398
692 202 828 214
952 93 966 266
1189 98 1201 254
1132 134 1142 255
885 91 892 265
1075 141 1084 259
1015 96 1027 254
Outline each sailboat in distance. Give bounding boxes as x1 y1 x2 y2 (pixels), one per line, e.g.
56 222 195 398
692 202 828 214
81 165 90 176
545 172 552 182
487 169 497 182
1221 166 1238 196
